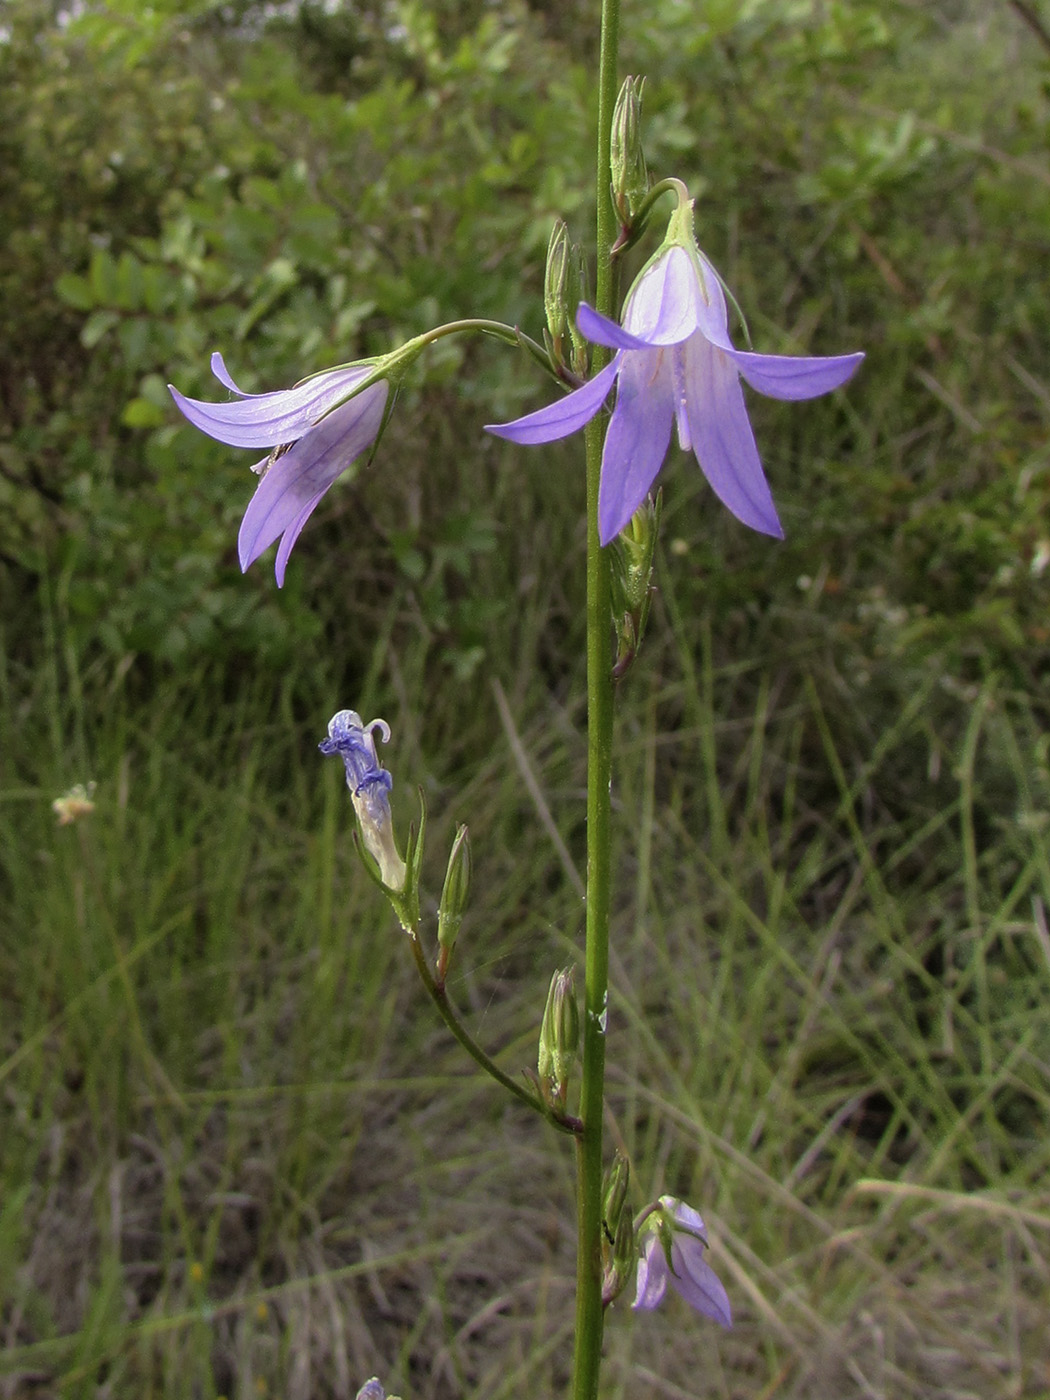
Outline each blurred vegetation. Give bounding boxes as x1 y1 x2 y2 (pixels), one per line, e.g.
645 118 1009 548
2 0 1050 1396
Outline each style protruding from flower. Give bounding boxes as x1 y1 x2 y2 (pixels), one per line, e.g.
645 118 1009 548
487 194 864 546
170 353 388 586
319 709 406 892
633 1196 732 1329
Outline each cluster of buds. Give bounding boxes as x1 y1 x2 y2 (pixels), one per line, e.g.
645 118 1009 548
536 967 580 1111
609 492 661 680
601 1154 636 1307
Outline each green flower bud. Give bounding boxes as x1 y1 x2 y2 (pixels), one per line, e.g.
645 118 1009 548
602 1153 630 1234
544 220 584 372
609 491 661 680
538 967 579 1104
601 1154 636 1307
437 824 471 952
545 219 571 346
611 76 649 223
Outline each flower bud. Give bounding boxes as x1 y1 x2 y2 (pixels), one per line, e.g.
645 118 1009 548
611 76 649 224
600 1153 636 1305
544 220 584 373
538 967 579 1105
437 824 471 954
320 709 406 892
602 1153 630 1232
609 491 661 680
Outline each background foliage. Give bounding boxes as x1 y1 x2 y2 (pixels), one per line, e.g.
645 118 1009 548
2 0 1049 1396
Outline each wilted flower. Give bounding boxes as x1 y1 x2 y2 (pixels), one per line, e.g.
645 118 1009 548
170 353 388 586
633 1196 732 1328
52 782 97 825
487 200 863 545
320 709 406 891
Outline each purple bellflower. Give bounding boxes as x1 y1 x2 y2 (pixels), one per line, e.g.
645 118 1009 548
320 709 406 891
170 353 388 586
633 1196 732 1329
487 200 863 545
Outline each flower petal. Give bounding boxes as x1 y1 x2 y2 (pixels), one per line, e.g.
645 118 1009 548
622 246 703 346
731 348 864 401
272 490 327 587
484 356 620 445
576 303 652 352
209 352 250 396
238 381 388 581
663 1196 708 1244
170 363 373 449
598 349 675 544
682 335 784 538
671 1239 733 1329
632 1235 669 1311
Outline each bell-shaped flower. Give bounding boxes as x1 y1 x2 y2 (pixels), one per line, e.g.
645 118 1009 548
487 202 863 545
633 1196 732 1329
170 353 388 586
320 709 406 891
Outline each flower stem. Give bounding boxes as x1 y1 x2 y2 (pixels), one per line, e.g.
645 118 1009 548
407 928 581 1137
572 0 620 1395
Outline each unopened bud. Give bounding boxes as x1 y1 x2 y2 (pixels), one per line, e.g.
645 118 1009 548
544 220 584 372
601 1155 636 1307
437 824 471 952
611 76 649 223
538 967 579 1103
609 491 661 680
603 1154 630 1233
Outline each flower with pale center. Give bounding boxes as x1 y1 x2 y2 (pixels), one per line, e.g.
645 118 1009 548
170 353 388 586
319 709 406 891
487 203 863 545
633 1195 732 1328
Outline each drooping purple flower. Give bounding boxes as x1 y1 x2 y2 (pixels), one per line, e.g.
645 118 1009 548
487 206 863 545
633 1196 732 1328
319 709 405 891
170 353 388 586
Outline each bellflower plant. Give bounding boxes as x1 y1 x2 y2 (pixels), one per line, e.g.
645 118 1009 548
170 353 388 585
488 194 863 544
633 1196 733 1329
173 3 868 1385
319 709 406 892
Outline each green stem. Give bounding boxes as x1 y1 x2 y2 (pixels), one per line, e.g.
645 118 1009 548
407 929 581 1137
572 0 620 1396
